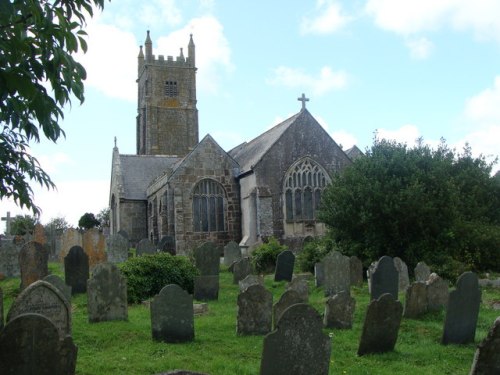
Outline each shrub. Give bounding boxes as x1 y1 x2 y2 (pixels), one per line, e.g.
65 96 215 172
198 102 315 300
250 237 287 274
296 237 337 273
120 253 199 304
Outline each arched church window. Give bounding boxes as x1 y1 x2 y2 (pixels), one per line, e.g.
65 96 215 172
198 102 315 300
192 179 226 232
165 81 178 97
283 158 331 222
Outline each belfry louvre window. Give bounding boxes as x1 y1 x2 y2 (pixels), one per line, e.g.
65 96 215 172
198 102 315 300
165 81 178 97
284 158 330 222
193 179 226 232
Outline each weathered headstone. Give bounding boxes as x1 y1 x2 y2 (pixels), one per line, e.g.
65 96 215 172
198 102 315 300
358 293 403 356
60 228 82 260
469 317 500 374
239 274 264 292
426 273 449 311
393 257 410 292
286 277 309 303
370 256 399 300
87 262 128 323
157 235 176 255
0 238 21 277
349 255 363 287
193 242 220 276
194 275 219 301
106 233 130 263
403 281 428 319
232 257 252 284
367 260 378 293
33 223 47 247
442 271 481 345
136 238 156 257
237 284 272 335
314 262 324 287
414 261 431 282
324 291 356 329
260 303 331 375
0 313 77 375
19 241 49 290
82 228 107 267
64 245 89 294
43 274 72 303
323 251 350 296
274 250 295 282
273 290 302 328
223 241 241 267
151 284 194 343
7 280 71 338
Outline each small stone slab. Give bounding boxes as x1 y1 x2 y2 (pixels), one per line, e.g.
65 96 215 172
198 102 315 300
43 274 72 303
274 250 295 282
324 291 356 329
106 233 130 263
273 290 302 328
394 257 410 292
314 262 324 287
237 284 272 335
193 303 209 316
233 257 252 285
194 242 220 276
151 284 194 343
349 256 363 287
19 241 49 290
64 245 89 294
442 271 481 345
403 281 428 319
223 241 241 267
260 303 331 375
414 261 431 282
426 273 449 311
239 275 264 292
323 251 351 296
0 238 21 277
370 256 399 300
194 275 219 301
136 238 156 257
285 277 309 303
157 235 176 255
470 317 500 374
358 293 403 356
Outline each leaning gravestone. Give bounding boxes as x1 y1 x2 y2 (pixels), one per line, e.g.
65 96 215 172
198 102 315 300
426 273 449 311
151 284 194 343
136 238 156 257
286 277 309 303
193 242 220 301
233 257 252 285
274 250 295 282
314 262 324 287
87 262 128 323
0 313 77 375
350 255 363 287
273 290 302 328
239 275 264 292
358 293 403 356
223 241 241 267
43 274 72 303
19 241 49 290
82 228 107 267
237 284 272 335
469 317 500 374
393 257 410 292
442 271 481 345
403 281 428 319
64 245 89 294
323 251 350 296
414 261 431 282
157 235 176 255
370 256 399 300
0 238 21 277
106 233 130 263
324 291 356 329
260 303 331 375
7 280 71 338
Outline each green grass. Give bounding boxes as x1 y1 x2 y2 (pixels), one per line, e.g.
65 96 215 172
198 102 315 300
1 263 499 374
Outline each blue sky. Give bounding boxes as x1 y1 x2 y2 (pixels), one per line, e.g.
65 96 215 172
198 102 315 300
2 0 500 231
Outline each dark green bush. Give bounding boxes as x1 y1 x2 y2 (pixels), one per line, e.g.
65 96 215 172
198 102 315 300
296 237 337 273
250 237 287 274
120 253 199 304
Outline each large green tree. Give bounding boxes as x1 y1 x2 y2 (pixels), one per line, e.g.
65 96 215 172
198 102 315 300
10 214 39 235
0 0 105 215
319 138 500 279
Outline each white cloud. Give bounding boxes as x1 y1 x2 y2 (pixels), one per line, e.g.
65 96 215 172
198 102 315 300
139 0 182 28
406 37 434 60
36 152 74 175
331 130 357 150
268 66 348 96
301 0 352 35
464 76 500 123
377 124 422 145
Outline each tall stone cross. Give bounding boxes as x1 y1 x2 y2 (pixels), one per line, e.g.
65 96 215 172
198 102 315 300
1 211 12 235
297 93 309 110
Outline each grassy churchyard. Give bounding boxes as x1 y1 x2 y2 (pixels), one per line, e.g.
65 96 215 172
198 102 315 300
1 262 499 375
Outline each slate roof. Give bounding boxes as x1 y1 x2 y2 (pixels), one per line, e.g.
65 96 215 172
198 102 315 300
345 145 364 160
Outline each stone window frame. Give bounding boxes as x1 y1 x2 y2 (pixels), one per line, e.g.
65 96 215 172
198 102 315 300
164 80 178 97
283 157 330 223
192 178 227 233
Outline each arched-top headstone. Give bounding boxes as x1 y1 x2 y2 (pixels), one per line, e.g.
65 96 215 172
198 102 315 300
370 256 399 300
393 257 410 292
414 261 431 282
323 251 350 296
274 250 295 282
18 241 49 290
273 290 302 328
223 241 241 267
157 235 176 255
469 317 500 374
43 274 72 303
64 245 89 294
237 284 272 335
136 238 156 257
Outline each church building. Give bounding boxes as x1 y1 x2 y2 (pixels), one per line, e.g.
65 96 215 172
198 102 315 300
109 32 361 254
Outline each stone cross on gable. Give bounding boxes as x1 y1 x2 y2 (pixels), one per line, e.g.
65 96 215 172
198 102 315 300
297 93 309 110
1 211 12 235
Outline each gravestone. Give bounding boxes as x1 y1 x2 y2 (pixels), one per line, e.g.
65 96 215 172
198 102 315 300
469 317 500 374
403 281 428 319
237 284 272 335
223 241 241 267
136 238 156 256
274 250 295 282
60 228 82 260
151 284 194 343
117 229 129 239
232 257 252 284
239 275 264 292
106 233 130 263
19 241 49 290
286 277 309 303
194 275 219 301
193 242 220 276
82 228 107 267
260 303 331 375
426 273 449 311
0 287 3 331
393 257 410 292
442 271 481 345
87 262 128 323
64 245 89 294
414 261 431 282
314 262 324 287
157 235 176 255
7 280 71 338
0 238 21 277
358 293 403 356
370 256 399 300
43 274 72 303
349 255 363 287
324 291 356 329
0 313 77 375
273 290 302 328
366 260 378 293
323 251 350 296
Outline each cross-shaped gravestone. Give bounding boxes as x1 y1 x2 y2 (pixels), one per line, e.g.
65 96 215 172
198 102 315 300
1 211 12 235
297 93 309 110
